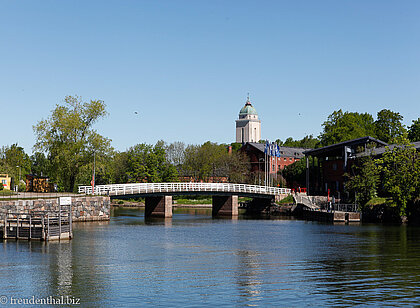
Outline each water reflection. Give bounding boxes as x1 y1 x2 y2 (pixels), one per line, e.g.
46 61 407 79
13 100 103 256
235 249 263 305
1 210 420 306
300 224 420 306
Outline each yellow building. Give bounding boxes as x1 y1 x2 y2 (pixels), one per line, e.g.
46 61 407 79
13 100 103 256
0 174 11 190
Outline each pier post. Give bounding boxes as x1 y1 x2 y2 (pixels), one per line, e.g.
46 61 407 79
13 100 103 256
212 195 238 217
145 196 173 218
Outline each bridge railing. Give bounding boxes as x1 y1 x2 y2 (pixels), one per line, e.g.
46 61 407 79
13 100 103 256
78 183 291 197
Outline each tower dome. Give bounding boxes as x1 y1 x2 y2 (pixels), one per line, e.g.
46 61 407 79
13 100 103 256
239 99 258 118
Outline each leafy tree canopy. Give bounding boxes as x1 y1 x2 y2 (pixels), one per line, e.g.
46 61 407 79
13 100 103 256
345 155 380 207
374 109 406 143
320 110 376 146
0 144 31 184
375 136 420 216
408 118 420 142
30 152 51 177
33 96 112 192
276 135 319 149
126 141 178 183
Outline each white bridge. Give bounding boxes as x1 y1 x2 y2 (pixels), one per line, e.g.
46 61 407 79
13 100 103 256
78 182 291 198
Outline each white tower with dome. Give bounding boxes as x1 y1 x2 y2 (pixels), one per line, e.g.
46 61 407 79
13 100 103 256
235 96 261 143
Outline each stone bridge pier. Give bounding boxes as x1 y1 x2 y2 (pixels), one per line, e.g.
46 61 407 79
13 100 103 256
145 196 173 218
212 195 238 217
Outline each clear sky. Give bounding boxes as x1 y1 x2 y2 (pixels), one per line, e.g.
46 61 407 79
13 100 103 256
1 0 419 154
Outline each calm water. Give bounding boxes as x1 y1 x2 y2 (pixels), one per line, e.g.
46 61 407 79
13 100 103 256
1 208 420 307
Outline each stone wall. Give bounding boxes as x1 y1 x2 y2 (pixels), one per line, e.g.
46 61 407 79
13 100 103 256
0 196 110 222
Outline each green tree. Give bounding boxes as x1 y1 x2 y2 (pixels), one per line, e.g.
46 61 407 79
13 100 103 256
30 152 51 177
282 158 307 188
279 135 319 148
320 110 376 146
33 96 112 192
281 156 318 189
126 141 178 183
110 151 130 183
180 142 250 183
408 118 420 142
374 109 406 143
376 137 420 216
345 155 380 207
0 144 31 185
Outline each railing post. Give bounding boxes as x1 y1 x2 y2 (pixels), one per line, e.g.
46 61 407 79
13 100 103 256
29 214 32 240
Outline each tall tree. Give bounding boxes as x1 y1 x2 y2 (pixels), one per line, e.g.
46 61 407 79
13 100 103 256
376 137 420 216
345 155 380 207
408 118 420 142
374 109 406 143
320 110 376 146
30 152 51 177
0 144 31 184
33 96 112 192
126 141 178 183
180 142 250 182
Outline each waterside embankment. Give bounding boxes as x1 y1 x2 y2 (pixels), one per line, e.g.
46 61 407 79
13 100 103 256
0 196 110 222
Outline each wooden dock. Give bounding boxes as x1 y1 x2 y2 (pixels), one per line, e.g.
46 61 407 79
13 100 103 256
302 209 361 222
0 210 72 241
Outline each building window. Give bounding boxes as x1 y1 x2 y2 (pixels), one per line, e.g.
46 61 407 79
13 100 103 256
1 180 6 185
332 163 337 170
289 157 292 161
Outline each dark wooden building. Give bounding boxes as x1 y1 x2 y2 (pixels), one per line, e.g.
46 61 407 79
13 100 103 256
303 136 388 197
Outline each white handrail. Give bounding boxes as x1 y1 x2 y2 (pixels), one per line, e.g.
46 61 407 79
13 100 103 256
78 182 291 197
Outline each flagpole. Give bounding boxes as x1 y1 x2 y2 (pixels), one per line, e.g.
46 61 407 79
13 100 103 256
92 151 96 195
264 150 266 186
266 148 268 186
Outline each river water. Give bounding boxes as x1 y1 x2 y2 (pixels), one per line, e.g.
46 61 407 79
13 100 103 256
1 208 420 307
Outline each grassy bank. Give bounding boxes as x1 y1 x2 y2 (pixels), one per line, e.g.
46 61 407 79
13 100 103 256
276 194 294 205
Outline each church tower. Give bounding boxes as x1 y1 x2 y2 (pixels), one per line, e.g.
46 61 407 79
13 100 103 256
236 96 261 143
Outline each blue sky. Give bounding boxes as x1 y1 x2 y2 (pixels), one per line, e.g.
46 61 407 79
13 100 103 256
1 0 419 154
